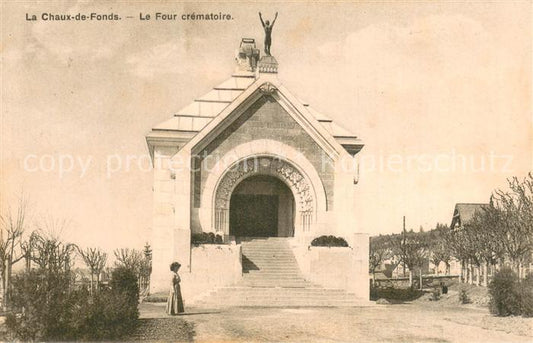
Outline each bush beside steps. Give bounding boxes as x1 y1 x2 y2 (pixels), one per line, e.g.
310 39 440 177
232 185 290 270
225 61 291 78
310 235 349 247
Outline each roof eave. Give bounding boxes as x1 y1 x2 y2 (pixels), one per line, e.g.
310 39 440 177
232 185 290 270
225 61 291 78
145 130 196 162
335 136 365 156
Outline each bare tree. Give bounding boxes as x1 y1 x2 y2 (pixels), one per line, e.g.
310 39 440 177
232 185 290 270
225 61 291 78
114 248 143 271
141 242 152 294
389 229 429 289
491 175 533 278
114 245 153 294
369 235 391 285
468 208 505 286
0 197 29 308
30 231 77 273
78 247 107 294
428 224 452 275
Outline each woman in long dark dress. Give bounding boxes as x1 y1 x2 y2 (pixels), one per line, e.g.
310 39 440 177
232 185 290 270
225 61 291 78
166 262 184 315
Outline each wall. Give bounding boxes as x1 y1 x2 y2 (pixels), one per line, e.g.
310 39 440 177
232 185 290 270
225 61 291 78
180 243 242 304
374 275 460 289
292 233 369 300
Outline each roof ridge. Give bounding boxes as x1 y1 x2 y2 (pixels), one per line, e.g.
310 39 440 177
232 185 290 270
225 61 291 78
194 99 232 104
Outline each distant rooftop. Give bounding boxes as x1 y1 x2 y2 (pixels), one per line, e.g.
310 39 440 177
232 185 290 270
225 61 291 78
450 203 489 229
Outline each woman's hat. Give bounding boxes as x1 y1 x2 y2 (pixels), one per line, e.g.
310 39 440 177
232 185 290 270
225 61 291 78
170 261 181 271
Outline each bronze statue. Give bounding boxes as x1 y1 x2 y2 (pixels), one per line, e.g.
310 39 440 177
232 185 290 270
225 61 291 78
259 12 278 56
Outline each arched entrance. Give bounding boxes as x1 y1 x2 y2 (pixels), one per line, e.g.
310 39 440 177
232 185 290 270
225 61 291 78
212 155 316 237
229 175 295 237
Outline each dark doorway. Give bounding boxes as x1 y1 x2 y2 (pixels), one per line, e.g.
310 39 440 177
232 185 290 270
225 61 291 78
230 194 278 237
229 175 295 237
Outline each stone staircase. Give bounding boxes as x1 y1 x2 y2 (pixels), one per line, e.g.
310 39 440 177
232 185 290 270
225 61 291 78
191 237 364 307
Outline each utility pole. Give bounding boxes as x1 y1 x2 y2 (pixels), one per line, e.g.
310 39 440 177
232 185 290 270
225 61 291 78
402 216 406 277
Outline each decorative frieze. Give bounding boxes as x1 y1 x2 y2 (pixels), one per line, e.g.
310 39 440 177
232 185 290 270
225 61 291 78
214 156 313 213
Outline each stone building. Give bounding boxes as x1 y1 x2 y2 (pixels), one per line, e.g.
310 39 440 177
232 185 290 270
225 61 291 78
146 38 369 305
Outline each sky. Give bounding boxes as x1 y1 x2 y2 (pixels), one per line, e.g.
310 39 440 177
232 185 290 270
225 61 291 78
1 1 531 252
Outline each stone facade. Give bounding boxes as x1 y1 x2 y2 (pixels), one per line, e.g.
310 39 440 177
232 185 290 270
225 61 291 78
146 38 368 302
196 95 335 210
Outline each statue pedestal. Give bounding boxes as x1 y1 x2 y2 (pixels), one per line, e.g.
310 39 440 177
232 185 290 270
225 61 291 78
258 55 278 74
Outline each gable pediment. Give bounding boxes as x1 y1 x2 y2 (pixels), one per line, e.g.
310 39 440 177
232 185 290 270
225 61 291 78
185 79 346 159
146 74 364 162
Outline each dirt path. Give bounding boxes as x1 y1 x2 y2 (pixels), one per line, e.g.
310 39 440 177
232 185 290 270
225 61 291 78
139 302 532 343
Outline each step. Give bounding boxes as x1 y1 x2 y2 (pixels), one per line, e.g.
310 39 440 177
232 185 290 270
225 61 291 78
243 260 298 264
239 282 312 288
193 300 364 307
204 293 356 300
194 298 361 304
241 273 305 278
242 247 292 249
243 265 298 268
239 238 309 291
242 256 297 264
242 276 304 280
215 286 345 292
244 255 294 258
242 272 302 276
242 249 293 251
195 291 358 299
213 290 348 297
242 266 301 271
242 264 300 269
240 279 310 284
242 259 298 264
243 256 297 264
242 253 293 256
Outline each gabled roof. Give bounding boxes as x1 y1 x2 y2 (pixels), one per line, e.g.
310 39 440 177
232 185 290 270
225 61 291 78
181 77 349 159
450 203 489 229
146 46 364 160
152 73 256 132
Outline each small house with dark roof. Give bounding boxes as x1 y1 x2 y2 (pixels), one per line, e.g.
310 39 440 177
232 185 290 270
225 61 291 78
450 203 489 229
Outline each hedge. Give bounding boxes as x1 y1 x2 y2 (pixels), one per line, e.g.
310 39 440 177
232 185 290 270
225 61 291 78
310 235 349 247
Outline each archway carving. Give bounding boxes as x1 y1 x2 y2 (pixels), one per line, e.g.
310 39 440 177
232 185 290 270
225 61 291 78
213 156 314 235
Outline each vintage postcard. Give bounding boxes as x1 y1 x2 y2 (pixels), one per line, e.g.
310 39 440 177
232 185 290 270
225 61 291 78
1 1 532 342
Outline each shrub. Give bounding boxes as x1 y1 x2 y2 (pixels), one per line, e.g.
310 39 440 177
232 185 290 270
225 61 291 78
107 266 139 332
73 288 138 340
6 266 140 341
488 269 533 317
111 266 140 304
6 269 79 341
144 293 168 303
488 267 520 316
370 287 425 303
369 282 378 300
431 288 441 301
191 232 223 244
310 235 349 247
519 273 533 317
459 289 470 304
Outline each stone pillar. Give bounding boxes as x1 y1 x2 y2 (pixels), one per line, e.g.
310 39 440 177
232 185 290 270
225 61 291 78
333 153 358 239
352 232 370 300
173 150 192 272
150 148 177 293
150 148 192 294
